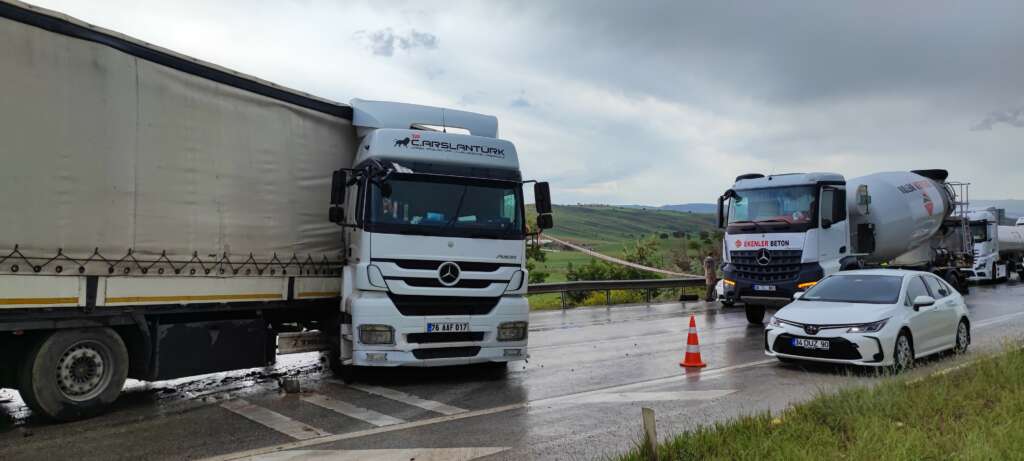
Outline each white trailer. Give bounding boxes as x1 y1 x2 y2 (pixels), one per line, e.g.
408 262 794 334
0 1 552 421
717 169 972 324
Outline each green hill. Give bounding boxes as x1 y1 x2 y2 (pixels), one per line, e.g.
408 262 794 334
528 204 717 246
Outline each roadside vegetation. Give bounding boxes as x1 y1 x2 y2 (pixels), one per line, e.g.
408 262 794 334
526 204 721 310
618 348 1024 461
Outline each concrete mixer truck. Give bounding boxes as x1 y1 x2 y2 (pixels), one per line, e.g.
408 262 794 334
716 170 973 324
965 208 1024 283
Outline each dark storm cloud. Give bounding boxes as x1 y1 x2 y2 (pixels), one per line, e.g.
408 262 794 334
354 28 438 57
972 107 1024 131
502 1 1024 108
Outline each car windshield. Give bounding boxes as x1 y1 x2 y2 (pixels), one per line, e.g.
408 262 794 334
728 186 817 225
799 275 903 304
365 173 524 240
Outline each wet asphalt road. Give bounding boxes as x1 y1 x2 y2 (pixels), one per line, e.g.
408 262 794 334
2 280 1023 460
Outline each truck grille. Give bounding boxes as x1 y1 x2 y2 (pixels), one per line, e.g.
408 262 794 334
372 259 516 272
412 347 481 359
729 250 803 283
387 294 499 316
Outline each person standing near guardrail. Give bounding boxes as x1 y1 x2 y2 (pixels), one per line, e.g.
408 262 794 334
703 252 718 302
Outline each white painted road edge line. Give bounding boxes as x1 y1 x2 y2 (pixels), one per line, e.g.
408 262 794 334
341 382 468 416
302 394 405 427
249 447 511 461
974 310 1024 329
203 403 527 461
220 399 331 441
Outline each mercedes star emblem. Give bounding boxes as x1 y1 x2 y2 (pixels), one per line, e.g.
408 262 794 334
756 248 772 266
437 261 461 286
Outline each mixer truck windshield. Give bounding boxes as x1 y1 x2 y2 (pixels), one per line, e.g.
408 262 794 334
728 186 817 229
365 173 524 240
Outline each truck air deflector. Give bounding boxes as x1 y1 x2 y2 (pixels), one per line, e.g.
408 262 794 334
352 99 499 138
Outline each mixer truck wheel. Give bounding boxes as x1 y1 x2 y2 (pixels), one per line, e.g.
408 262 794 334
745 305 765 324
17 328 129 421
943 270 968 295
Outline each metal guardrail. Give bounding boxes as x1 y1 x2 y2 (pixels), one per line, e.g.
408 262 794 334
528 277 706 309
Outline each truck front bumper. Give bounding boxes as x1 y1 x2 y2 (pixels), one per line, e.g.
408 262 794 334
349 292 528 367
724 263 822 306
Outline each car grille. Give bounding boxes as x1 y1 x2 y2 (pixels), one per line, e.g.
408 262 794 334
387 294 500 316
412 347 481 359
406 332 485 344
730 249 803 283
772 333 862 360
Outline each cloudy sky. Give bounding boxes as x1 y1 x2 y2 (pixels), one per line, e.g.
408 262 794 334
32 0 1024 205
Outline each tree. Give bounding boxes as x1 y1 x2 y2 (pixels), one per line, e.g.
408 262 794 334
525 240 549 284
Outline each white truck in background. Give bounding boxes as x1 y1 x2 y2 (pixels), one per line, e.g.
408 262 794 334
965 208 1024 282
0 1 552 421
717 170 973 324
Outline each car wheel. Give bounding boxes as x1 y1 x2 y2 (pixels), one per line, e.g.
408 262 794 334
891 332 914 374
745 305 765 324
954 320 969 354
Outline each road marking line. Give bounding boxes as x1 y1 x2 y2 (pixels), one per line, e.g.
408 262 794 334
568 390 737 404
974 310 1024 329
342 382 467 416
301 394 406 427
221 399 331 440
248 447 510 461
203 403 527 461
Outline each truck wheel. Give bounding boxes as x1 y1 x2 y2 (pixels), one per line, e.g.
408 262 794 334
944 270 967 295
745 305 765 324
18 328 129 421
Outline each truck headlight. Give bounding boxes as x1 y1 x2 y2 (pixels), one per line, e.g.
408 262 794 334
359 324 394 345
497 321 528 341
847 318 889 334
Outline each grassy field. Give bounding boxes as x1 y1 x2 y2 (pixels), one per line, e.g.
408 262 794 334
617 348 1024 460
525 204 719 309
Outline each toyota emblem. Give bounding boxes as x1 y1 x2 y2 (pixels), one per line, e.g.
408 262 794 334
804 325 819 335
437 262 461 286
756 248 772 266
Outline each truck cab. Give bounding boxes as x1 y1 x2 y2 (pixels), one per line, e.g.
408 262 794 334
717 173 848 324
965 209 1005 282
328 100 551 372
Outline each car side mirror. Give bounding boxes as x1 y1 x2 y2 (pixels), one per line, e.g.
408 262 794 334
912 295 935 311
821 218 833 230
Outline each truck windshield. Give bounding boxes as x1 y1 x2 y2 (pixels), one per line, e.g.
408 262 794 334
969 221 989 243
799 275 903 304
365 173 524 240
728 186 817 226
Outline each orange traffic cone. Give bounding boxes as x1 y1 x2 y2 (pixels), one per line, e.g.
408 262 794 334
680 314 707 368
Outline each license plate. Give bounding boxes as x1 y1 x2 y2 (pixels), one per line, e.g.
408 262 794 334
792 338 830 350
427 322 469 333
754 284 776 292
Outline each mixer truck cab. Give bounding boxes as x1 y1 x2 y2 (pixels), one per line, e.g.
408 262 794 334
719 170 971 324
330 100 552 370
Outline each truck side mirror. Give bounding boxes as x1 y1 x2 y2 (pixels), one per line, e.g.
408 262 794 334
717 195 726 228
534 182 552 214
331 170 346 205
821 218 833 229
536 214 554 230
329 206 345 225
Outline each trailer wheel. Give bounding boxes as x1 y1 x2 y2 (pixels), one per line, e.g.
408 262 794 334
17 328 129 421
745 305 765 324
944 270 968 295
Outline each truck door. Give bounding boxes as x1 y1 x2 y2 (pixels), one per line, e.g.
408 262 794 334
817 187 848 275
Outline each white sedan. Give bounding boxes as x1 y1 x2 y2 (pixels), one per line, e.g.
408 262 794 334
765 269 970 372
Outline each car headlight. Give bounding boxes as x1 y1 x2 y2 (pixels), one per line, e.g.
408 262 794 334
847 318 889 333
358 324 395 345
498 321 528 341
770 316 783 327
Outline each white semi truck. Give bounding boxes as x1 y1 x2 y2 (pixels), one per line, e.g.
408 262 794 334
717 170 972 324
0 1 552 421
965 208 1024 282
